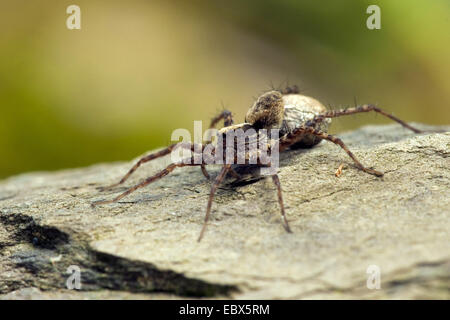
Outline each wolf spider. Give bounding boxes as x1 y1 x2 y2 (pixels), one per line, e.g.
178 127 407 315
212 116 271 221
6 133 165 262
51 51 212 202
92 85 425 241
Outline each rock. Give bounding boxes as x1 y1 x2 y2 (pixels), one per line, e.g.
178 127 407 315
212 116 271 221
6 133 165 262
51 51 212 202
0 123 449 299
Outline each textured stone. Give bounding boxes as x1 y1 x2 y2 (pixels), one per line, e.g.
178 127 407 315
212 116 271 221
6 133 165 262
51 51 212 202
0 124 449 299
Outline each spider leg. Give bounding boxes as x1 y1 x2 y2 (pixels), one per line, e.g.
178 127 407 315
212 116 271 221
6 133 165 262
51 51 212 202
198 164 231 242
281 84 300 95
281 126 384 177
271 174 292 233
228 167 242 180
201 110 234 180
310 104 423 133
99 142 207 191
209 110 234 129
201 165 210 180
92 158 202 207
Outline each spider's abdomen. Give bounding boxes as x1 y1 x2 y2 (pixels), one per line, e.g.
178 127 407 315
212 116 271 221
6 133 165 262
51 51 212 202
280 94 331 148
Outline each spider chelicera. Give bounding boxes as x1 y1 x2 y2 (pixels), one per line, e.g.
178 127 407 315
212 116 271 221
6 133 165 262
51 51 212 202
92 85 424 241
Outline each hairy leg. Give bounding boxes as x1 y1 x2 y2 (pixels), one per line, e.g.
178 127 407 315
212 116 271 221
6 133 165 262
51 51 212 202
281 126 383 177
99 142 207 191
92 158 202 207
280 85 300 95
228 167 242 180
310 104 423 133
198 164 231 242
201 110 234 180
271 174 292 233
209 110 234 129
201 165 210 180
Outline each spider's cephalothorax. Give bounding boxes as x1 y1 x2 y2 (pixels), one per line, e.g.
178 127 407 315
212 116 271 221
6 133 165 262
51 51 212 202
92 86 425 241
245 90 284 130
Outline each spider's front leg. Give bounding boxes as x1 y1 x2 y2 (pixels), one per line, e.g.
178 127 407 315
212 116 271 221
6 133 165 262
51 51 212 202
92 155 231 242
270 174 292 233
281 126 384 177
257 154 292 233
201 110 237 181
198 164 231 242
92 155 207 207
198 164 291 241
98 142 208 191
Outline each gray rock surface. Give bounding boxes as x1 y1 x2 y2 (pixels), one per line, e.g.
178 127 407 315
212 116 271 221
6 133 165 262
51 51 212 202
0 124 449 299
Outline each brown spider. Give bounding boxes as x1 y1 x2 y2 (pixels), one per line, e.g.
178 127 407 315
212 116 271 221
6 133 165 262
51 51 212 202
92 85 424 241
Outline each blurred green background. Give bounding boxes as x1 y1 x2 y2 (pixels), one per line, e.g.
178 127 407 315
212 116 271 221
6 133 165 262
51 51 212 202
1 0 449 179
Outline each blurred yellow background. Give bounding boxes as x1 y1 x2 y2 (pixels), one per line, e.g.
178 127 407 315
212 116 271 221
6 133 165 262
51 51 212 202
1 0 449 178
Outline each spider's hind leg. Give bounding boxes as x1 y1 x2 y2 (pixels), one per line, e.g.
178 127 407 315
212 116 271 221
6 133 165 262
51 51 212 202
311 104 423 133
281 127 384 177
